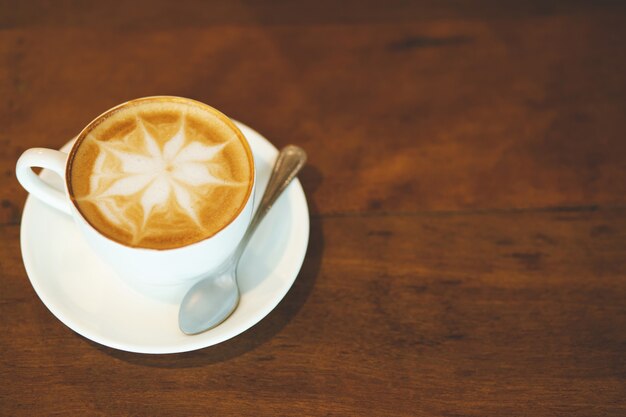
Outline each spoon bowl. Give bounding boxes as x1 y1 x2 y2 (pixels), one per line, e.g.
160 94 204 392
179 267 239 333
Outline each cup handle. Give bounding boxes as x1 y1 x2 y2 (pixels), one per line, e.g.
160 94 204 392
16 148 72 215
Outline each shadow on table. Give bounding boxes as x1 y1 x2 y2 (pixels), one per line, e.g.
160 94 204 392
86 164 324 367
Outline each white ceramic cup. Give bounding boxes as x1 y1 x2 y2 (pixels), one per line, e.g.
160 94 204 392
16 98 255 299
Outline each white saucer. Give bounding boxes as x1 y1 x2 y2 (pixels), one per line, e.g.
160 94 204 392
19 121 309 354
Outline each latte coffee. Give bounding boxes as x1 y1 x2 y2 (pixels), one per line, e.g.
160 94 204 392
67 97 254 250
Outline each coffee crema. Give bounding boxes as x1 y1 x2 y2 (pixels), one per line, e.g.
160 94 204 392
67 97 254 250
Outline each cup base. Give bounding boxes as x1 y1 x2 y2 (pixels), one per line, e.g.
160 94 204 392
120 273 203 304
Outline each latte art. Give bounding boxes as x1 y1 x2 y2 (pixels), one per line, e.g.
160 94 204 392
68 98 254 249
89 119 238 239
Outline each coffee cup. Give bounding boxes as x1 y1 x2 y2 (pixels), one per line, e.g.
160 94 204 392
16 96 256 298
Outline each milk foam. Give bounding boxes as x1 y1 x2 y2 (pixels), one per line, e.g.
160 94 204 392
69 98 253 249
85 118 239 244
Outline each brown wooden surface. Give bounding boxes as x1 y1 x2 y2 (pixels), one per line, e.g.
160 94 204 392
1 1 626 415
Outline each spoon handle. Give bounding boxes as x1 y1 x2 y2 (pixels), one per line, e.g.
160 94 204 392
233 145 307 262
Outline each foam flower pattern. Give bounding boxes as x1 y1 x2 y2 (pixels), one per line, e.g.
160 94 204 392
88 118 232 241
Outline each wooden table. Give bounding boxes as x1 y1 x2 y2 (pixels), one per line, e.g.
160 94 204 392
1 1 625 415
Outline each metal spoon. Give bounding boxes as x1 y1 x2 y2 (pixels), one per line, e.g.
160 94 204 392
178 145 307 335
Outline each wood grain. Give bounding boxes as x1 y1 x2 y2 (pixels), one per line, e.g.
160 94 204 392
2 3 626 224
1 1 625 416
2 210 625 415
